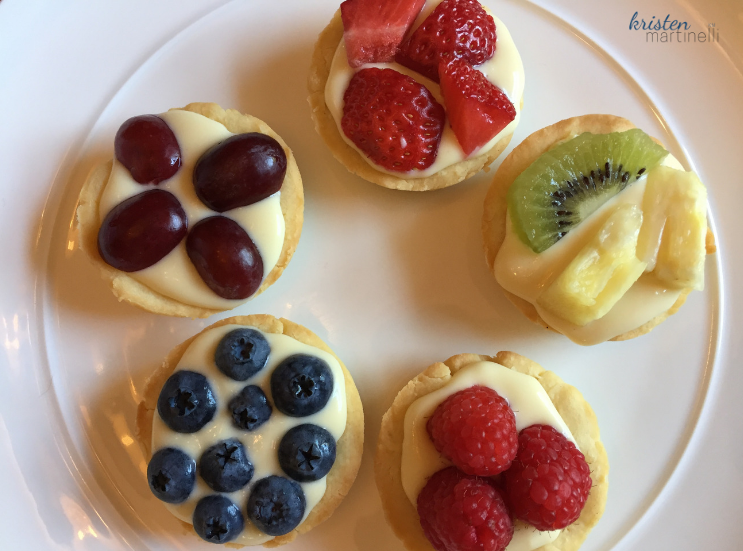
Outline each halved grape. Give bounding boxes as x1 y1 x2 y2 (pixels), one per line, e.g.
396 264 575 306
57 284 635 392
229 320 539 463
98 189 188 272
186 216 263 299
193 133 286 212
115 115 181 184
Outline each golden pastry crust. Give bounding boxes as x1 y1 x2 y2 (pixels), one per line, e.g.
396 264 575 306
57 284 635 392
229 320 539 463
135 314 364 548
375 352 608 551
307 10 515 192
481 114 715 341
76 102 304 318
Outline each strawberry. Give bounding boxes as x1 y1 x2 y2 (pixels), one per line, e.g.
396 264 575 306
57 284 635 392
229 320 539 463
439 59 516 155
341 68 445 172
396 0 496 83
341 0 426 68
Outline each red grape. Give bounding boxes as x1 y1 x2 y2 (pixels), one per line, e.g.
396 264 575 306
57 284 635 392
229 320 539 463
115 115 181 184
186 216 263 299
98 190 188 271
193 133 286 212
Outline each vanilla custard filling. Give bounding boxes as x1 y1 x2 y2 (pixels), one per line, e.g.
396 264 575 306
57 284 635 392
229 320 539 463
401 361 576 550
99 109 286 310
494 154 686 346
151 324 347 546
325 0 525 178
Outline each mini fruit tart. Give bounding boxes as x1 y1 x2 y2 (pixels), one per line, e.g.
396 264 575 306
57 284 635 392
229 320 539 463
76 102 303 318
483 115 716 345
308 0 525 191
375 352 608 551
136 314 364 546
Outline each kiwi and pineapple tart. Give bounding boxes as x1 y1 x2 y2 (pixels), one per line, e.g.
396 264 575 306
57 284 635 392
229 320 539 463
375 352 608 551
483 114 715 345
137 314 364 546
308 0 525 191
76 102 303 318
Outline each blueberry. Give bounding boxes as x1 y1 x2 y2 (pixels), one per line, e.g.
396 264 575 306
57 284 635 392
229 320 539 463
193 494 244 544
278 424 336 482
270 355 334 417
199 438 254 492
147 447 196 503
247 476 305 536
157 370 217 433
215 328 270 381
228 385 272 431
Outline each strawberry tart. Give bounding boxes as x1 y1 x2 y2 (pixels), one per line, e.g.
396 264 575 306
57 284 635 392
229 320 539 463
308 0 525 191
375 351 608 551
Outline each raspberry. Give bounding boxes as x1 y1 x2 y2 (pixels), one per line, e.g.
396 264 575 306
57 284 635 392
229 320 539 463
341 68 445 172
503 424 591 530
396 0 497 82
427 385 517 476
418 467 513 551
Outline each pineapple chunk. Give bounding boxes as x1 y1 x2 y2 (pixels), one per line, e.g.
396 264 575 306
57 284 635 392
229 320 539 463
637 166 707 290
537 204 647 326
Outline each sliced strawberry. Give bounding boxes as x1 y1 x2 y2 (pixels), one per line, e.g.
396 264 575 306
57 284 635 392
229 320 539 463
341 68 445 172
439 59 516 155
341 0 426 68
396 0 496 83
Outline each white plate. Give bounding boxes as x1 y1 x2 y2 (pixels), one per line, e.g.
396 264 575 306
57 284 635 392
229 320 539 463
1 0 742 549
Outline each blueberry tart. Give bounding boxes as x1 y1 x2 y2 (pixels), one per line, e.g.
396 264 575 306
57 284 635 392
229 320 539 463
136 314 364 546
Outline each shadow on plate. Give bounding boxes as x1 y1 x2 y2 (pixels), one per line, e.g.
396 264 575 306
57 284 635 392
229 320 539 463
82 360 201 549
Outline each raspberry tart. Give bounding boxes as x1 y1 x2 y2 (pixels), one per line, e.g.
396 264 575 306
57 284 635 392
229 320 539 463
375 351 608 551
136 314 364 546
308 0 525 191
76 102 303 318
482 114 716 345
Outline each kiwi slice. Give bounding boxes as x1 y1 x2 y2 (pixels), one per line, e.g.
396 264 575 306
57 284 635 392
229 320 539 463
508 129 668 253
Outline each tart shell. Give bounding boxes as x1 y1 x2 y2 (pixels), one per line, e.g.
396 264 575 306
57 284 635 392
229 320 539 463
374 351 608 551
76 102 304 318
481 114 716 341
307 10 517 192
135 314 365 548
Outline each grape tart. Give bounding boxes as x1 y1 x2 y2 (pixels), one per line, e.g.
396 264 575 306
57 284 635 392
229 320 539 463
135 314 364 547
483 115 716 345
308 0 525 191
375 352 608 551
76 102 303 318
